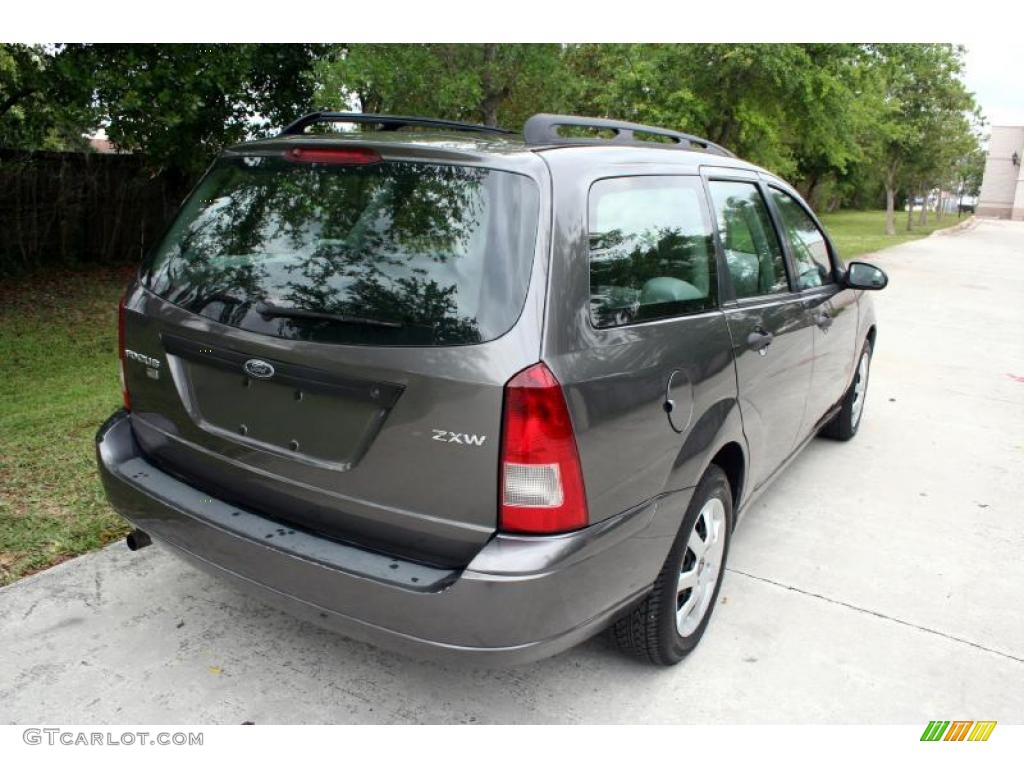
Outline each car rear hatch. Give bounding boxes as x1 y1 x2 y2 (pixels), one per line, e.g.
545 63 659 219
120 136 549 567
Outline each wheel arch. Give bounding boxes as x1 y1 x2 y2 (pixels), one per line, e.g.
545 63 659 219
667 397 749 511
707 442 745 515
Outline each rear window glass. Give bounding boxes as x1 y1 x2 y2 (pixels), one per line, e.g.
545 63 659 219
145 154 540 346
588 176 717 328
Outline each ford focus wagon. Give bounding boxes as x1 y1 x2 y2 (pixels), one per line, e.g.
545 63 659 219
96 112 888 665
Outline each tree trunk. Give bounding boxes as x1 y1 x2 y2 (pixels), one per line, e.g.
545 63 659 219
936 190 943 219
906 191 913 232
0 88 35 119
479 43 503 128
357 89 383 115
918 185 928 226
885 185 896 236
801 173 821 207
480 97 501 128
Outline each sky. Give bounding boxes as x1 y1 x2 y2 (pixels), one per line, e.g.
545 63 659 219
962 44 1024 128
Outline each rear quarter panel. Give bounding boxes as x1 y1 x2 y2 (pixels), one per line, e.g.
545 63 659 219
538 148 745 525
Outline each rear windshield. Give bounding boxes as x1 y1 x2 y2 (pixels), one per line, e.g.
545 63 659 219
145 154 540 346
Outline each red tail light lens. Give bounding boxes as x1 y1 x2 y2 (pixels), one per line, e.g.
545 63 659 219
118 292 131 411
499 363 588 534
283 146 381 165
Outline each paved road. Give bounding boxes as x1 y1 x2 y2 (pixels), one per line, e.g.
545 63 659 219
2 219 1022 724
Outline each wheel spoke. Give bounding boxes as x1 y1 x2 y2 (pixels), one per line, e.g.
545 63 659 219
676 591 698 631
677 566 698 593
688 528 707 557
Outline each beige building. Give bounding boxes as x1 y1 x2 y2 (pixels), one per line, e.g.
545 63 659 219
977 126 1024 220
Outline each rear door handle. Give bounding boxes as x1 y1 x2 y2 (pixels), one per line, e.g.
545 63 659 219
746 329 773 353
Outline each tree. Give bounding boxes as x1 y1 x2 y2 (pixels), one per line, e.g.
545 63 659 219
0 44 94 150
564 44 808 172
2 45 328 170
954 142 986 206
3 43 985 238
786 45 881 208
869 45 977 234
562 44 892 210
315 44 567 129
93 45 324 177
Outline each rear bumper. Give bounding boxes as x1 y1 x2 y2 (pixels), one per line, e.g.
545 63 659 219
96 410 688 665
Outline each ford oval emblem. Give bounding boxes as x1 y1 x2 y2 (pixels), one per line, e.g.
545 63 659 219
243 359 275 379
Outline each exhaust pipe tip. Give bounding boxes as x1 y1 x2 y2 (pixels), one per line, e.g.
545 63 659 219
126 529 152 551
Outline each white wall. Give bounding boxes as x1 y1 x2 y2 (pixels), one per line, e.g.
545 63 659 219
977 126 1024 219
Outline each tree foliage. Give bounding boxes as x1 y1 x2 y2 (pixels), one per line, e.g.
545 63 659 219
1 42 984 220
560 43 877 194
1 44 325 180
0 44 93 150
315 44 567 127
864 44 980 232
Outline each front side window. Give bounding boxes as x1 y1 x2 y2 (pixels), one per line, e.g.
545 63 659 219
588 176 717 328
769 188 834 290
145 155 540 347
707 180 789 300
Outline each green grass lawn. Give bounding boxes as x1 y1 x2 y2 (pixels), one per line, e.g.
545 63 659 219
819 209 968 259
0 268 131 585
0 208 969 585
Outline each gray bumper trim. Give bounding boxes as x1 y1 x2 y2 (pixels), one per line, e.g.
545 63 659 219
114 455 453 592
96 410 686 664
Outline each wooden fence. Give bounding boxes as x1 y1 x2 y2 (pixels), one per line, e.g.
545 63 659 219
0 149 189 277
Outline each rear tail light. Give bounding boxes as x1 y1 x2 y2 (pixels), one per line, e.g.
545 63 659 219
499 363 588 534
283 146 381 165
118 292 131 411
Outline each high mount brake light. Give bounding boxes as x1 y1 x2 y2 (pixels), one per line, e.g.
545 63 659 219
283 146 382 165
499 362 588 534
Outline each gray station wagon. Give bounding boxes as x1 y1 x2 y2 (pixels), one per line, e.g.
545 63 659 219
96 112 888 665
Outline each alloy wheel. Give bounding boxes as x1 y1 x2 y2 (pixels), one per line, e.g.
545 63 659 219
851 350 871 427
676 497 727 637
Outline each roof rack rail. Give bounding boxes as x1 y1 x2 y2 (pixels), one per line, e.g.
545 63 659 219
278 111 515 138
522 113 736 158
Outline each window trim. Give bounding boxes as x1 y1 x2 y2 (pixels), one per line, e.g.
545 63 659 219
585 173 721 331
702 172 795 304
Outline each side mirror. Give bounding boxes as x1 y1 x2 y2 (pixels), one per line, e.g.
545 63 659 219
845 261 888 291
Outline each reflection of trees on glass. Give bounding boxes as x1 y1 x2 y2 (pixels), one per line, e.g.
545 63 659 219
145 157 538 346
589 225 715 327
718 198 756 254
710 186 788 297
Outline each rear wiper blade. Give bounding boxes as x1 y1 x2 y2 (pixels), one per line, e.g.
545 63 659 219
254 301 405 329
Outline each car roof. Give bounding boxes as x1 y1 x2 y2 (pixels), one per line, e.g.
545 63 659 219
229 129 537 158
228 129 765 175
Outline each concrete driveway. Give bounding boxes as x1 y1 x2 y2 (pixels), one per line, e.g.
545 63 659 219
2 218 1022 724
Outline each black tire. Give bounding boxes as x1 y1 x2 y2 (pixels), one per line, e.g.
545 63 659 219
610 465 733 665
821 338 873 441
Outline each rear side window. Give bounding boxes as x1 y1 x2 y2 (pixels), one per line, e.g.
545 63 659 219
145 155 540 346
768 188 834 289
707 180 788 299
588 176 717 328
